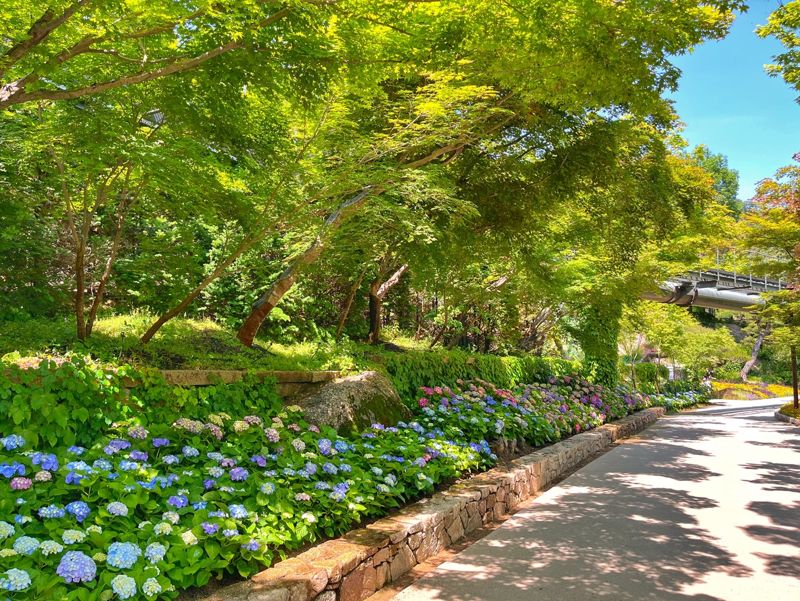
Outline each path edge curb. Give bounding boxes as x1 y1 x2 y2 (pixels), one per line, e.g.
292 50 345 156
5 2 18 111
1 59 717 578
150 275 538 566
197 407 666 601
774 409 800 427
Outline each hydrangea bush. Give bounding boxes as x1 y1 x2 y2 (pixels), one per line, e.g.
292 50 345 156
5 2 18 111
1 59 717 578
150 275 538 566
0 376 706 599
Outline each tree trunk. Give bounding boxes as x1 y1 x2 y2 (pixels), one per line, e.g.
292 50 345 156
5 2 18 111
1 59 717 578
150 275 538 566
74 241 87 340
367 264 407 344
237 188 376 347
367 276 382 344
336 269 367 341
86 198 129 336
740 326 768 382
792 345 799 410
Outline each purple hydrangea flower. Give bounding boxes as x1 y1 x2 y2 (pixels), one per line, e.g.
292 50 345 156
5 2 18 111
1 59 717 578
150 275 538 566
167 495 188 509
203 479 216 490
129 450 148 461
220 458 237 468
152 438 170 448
201 522 219 535
250 455 267 467
229 467 249 482
57 551 97 583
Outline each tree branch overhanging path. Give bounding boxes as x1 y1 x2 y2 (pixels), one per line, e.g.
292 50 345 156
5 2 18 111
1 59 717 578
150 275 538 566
0 1 294 109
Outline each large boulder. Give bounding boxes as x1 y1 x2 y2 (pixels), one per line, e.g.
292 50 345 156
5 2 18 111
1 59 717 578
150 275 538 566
293 371 412 434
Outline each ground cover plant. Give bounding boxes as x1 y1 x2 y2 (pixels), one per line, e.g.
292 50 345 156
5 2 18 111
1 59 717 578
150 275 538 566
710 380 794 400
0 371 707 600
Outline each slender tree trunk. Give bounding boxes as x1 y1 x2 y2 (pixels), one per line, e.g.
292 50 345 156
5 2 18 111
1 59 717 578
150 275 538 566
237 187 376 346
74 240 87 340
367 264 407 344
792 345 799 410
367 276 382 344
86 195 131 336
336 269 367 341
740 326 768 382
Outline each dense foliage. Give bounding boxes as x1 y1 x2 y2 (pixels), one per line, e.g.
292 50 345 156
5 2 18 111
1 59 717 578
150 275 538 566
0 0 755 385
0 373 706 600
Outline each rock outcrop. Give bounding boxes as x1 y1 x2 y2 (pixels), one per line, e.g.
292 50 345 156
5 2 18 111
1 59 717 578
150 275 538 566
293 371 412 433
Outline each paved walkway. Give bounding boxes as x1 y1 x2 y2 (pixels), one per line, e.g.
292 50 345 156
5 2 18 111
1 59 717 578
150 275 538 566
392 399 800 601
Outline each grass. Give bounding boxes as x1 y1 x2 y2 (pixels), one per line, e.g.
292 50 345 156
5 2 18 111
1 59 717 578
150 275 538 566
778 402 800 419
0 313 377 372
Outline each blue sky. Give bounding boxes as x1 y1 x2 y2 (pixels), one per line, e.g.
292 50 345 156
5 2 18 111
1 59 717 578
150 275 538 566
669 0 800 201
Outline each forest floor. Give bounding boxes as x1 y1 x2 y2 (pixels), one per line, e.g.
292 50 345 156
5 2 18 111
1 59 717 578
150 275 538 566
0 313 424 371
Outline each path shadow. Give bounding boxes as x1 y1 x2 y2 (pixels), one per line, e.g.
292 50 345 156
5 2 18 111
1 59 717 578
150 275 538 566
398 431 748 601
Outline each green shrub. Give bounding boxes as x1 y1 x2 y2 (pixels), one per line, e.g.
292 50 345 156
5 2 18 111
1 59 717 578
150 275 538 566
380 350 581 402
0 357 281 448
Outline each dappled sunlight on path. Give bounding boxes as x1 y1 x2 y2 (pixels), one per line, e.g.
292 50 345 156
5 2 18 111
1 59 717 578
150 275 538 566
391 400 800 601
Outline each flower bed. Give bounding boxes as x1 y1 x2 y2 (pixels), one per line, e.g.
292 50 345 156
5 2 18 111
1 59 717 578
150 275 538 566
0 376 705 600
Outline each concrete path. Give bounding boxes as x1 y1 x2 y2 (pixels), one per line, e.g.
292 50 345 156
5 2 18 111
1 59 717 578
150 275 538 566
392 399 800 601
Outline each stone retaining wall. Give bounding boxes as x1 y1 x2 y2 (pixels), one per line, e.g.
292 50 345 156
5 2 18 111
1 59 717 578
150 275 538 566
774 409 800 427
199 407 665 601
123 370 341 399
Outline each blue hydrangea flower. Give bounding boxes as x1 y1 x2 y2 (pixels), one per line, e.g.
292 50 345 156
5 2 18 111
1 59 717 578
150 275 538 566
340 463 352 473
163 455 180 465
93 459 113 471
222 529 238 538
318 439 332 456
56 551 96 583
0 568 31 591
31 452 59 471
0 462 25 478
260 482 275 495
152 438 170 448
107 542 141 569
323 462 338 475
192 501 207 511
67 445 86 455
118 460 140 472
241 539 259 551
208 466 224 478
38 504 65 519
106 502 128 517
182 446 199 458
12 536 39 555
144 542 166 563
228 504 248 520
304 461 318 475
142 577 162 597
111 574 137 599
314 481 331 490
129 450 148 461
334 440 349 453
1 435 25 451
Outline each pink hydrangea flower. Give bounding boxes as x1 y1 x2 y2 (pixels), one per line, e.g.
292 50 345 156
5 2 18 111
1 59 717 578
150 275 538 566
10 477 32 490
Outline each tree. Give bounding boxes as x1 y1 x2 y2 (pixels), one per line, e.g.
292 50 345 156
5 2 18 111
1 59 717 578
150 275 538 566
759 1 800 94
690 145 742 214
